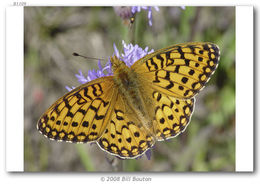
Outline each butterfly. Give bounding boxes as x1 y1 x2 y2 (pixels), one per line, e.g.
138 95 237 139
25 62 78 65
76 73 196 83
37 42 220 159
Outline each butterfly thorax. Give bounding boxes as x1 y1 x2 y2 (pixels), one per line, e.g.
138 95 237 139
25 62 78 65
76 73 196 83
110 56 154 133
110 56 138 92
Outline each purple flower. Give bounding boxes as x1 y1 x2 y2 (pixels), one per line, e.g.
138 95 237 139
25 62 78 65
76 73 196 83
65 86 75 92
139 149 152 160
68 40 154 87
144 149 152 160
115 40 154 67
131 6 159 26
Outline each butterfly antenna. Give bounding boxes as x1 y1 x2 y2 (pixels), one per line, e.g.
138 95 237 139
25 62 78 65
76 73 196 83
73 52 106 62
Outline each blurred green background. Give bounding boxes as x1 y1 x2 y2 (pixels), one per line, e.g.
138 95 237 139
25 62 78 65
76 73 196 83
24 6 235 172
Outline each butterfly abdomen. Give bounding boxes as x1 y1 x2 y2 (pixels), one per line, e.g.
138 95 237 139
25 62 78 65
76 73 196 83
112 59 153 130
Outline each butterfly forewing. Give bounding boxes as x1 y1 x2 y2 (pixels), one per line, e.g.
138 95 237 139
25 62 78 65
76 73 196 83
132 42 220 99
37 76 118 143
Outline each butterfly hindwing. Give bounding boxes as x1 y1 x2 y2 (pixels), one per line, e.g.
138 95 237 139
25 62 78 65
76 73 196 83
98 93 155 159
151 91 195 140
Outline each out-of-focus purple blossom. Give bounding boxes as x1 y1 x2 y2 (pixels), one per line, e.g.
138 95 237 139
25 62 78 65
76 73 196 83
113 6 133 20
131 6 159 26
180 6 186 10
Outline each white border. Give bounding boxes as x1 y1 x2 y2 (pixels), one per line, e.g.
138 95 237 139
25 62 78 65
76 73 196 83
235 6 254 172
6 7 24 171
4 4 254 173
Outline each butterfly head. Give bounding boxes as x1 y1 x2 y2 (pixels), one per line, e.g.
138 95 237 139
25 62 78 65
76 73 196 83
110 55 129 73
